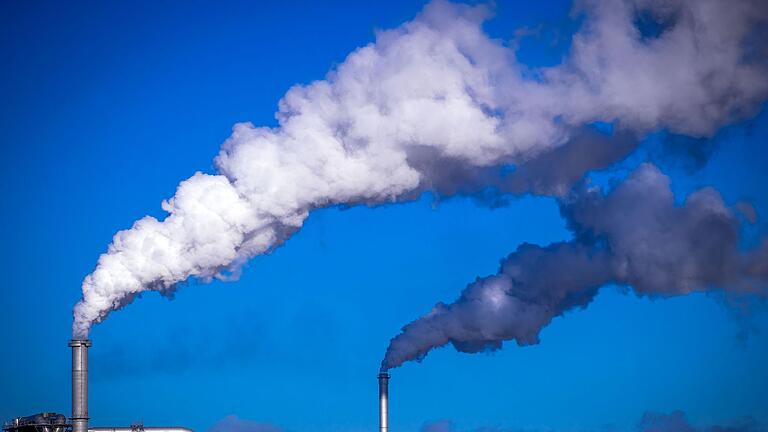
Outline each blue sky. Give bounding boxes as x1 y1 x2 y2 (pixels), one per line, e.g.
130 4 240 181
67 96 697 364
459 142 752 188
1 1 767 432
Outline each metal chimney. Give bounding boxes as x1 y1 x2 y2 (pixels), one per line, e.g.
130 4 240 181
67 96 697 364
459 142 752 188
69 339 92 432
378 372 389 432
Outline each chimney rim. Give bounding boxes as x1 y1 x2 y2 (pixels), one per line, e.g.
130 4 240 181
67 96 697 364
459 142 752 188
69 339 92 347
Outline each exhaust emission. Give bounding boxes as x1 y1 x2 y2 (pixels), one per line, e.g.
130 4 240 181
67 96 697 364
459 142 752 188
69 339 91 432
72 0 768 340
378 372 389 432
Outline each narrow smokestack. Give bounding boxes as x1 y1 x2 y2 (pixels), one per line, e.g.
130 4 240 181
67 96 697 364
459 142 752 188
69 339 91 432
378 372 389 432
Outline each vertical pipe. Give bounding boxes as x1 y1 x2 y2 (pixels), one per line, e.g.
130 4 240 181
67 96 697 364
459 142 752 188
378 372 389 432
69 339 92 432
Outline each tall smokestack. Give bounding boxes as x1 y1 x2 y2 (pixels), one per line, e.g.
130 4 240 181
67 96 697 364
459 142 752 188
69 339 91 432
378 372 389 432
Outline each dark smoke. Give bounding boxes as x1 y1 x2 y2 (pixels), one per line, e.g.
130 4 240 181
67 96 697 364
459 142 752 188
409 127 639 203
382 164 768 370
500 128 639 197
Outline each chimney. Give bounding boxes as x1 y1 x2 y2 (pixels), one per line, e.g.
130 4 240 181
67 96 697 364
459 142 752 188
69 339 92 432
378 372 389 432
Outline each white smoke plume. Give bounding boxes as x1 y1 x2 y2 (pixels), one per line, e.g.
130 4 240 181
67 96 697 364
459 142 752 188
381 164 768 370
73 0 768 337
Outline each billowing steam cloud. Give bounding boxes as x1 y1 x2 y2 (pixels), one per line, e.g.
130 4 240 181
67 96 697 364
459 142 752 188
382 164 768 369
73 0 768 337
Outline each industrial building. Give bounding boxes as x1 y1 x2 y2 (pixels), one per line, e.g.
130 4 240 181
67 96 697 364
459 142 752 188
3 413 68 432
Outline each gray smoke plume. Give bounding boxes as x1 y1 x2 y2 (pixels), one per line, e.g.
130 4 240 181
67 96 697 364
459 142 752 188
382 164 768 370
74 0 768 337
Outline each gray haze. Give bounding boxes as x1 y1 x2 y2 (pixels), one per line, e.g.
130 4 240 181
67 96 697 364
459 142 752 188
208 416 282 432
419 411 763 432
638 411 762 432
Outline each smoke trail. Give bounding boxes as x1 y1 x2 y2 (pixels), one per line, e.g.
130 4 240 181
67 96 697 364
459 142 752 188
73 0 768 337
381 164 768 370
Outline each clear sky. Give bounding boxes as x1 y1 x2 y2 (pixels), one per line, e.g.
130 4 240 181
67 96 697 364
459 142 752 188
1 1 767 432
